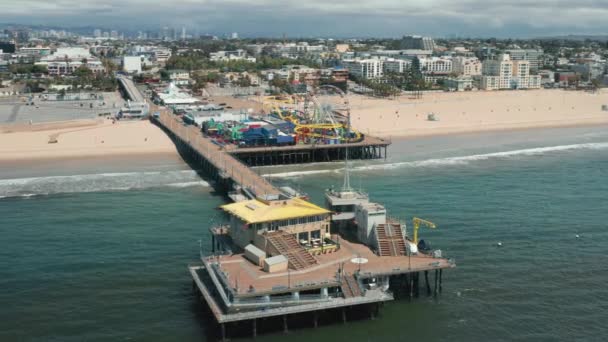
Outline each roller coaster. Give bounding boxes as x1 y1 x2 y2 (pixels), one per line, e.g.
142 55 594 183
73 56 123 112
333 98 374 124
263 85 362 143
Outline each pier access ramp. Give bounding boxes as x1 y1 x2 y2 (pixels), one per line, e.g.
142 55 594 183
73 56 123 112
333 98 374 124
375 222 407 257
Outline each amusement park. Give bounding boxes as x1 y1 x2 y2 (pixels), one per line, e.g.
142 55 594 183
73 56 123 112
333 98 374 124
181 85 364 148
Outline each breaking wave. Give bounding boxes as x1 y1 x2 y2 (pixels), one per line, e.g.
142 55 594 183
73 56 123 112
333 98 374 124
0 170 210 199
264 142 608 178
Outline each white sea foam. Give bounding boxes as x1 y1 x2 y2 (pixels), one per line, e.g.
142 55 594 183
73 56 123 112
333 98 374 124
0 170 208 198
166 181 211 188
263 142 608 178
263 169 336 178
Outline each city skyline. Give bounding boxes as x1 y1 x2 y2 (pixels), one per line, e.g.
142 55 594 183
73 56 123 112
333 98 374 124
2 0 608 38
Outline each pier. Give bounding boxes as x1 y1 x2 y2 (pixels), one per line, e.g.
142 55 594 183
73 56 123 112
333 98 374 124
138 83 454 340
154 110 280 197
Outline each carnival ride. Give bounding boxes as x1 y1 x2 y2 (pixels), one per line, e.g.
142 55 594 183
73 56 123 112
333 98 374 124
263 85 362 143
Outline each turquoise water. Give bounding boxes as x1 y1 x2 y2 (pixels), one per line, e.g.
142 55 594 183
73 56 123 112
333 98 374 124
1 126 608 341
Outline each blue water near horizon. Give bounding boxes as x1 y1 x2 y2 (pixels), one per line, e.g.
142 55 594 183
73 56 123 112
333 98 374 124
1 125 608 341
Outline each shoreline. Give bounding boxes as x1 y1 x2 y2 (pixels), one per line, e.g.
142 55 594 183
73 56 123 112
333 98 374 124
373 116 608 140
350 89 608 139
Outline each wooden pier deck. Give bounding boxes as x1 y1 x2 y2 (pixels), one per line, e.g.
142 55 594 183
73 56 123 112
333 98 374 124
154 111 281 197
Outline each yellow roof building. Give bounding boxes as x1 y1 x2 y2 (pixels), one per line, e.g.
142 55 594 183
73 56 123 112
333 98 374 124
221 198 330 224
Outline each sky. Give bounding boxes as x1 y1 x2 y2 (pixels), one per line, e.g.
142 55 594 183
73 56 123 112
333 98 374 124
2 0 608 38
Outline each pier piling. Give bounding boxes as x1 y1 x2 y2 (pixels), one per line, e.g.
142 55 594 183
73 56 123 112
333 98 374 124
434 270 439 297
220 323 226 342
439 269 443 293
424 270 431 296
283 315 288 333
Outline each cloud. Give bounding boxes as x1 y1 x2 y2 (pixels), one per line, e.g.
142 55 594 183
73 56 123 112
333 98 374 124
2 0 608 37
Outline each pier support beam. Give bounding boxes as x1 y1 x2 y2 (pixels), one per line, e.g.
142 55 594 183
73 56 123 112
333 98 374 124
439 269 443 293
252 319 257 338
414 272 420 298
425 270 431 296
313 311 318 328
283 315 288 333
434 269 439 297
342 308 347 324
409 274 414 301
220 323 226 342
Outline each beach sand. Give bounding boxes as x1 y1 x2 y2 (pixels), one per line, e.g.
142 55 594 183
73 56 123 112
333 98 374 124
0 119 178 162
349 89 608 138
2 89 608 163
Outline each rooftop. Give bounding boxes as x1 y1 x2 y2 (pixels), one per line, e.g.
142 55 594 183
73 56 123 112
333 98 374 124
221 198 330 224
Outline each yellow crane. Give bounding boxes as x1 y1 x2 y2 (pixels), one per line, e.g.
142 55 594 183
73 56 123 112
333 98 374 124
412 217 436 244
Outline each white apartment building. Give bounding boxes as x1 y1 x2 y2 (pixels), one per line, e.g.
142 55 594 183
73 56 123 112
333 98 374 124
383 58 411 74
481 54 541 90
452 56 482 76
122 56 142 74
481 54 514 89
342 59 384 79
418 57 452 74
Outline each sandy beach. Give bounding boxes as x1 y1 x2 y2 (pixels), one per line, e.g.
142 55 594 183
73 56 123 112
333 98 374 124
349 89 608 138
0 120 178 162
2 89 608 162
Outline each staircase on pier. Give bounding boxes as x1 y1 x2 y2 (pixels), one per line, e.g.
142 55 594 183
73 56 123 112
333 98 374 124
375 222 406 257
265 232 317 270
341 273 363 298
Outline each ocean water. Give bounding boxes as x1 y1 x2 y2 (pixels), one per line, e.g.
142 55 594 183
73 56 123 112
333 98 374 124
1 126 608 341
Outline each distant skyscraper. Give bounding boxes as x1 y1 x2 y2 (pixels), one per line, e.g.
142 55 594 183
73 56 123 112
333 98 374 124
231 32 238 39
94 29 102 38
181 27 186 40
110 30 118 39
102 31 110 38
161 26 170 40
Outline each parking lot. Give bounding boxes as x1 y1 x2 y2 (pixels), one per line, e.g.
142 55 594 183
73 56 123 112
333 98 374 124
0 92 125 124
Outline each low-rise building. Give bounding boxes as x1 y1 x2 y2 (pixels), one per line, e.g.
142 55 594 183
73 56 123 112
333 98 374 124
445 76 473 91
452 56 482 76
168 69 190 85
209 49 256 62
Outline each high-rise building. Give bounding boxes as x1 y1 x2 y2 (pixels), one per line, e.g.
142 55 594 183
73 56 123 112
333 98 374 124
231 32 239 39
161 26 170 40
481 54 540 90
110 30 118 39
400 35 435 51
505 49 544 72
94 29 102 38
181 27 186 40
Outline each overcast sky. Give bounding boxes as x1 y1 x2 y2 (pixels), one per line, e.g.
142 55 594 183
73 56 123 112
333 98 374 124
2 0 608 37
